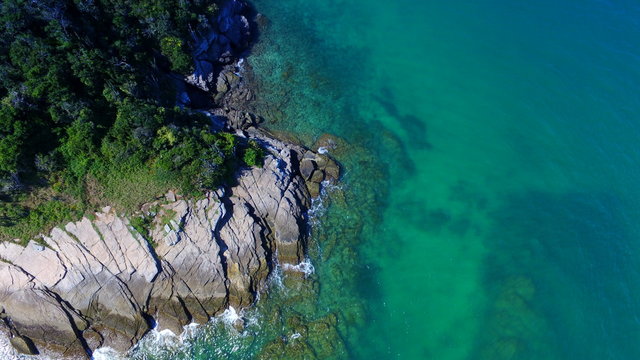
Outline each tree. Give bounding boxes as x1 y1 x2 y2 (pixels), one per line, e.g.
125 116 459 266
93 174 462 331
59 119 97 179
160 36 192 73
0 104 26 174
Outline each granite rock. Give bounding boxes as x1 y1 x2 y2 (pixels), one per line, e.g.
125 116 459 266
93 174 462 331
0 135 312 358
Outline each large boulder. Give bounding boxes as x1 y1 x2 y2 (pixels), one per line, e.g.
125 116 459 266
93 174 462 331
298 150 340 198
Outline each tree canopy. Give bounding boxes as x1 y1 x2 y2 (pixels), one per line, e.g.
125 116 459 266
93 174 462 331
0 0 261 241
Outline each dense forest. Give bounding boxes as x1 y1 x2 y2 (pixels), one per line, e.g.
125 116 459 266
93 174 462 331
0 0 261 241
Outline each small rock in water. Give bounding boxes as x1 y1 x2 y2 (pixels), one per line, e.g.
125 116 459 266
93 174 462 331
255 13 270 29
324 162 340 181
302 150 316 161
216 75 229 94
306 182 320 198
310 170 325 183
299 160 316 180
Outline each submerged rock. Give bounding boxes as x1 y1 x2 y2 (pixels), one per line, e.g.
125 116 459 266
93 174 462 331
257 312 346 360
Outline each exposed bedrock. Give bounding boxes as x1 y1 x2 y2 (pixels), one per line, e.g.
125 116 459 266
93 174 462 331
0 134 335 358
0 0 344 356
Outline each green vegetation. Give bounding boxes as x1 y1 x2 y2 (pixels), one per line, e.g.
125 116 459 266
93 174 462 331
129 206 181 248
130 215 152 240
160 208 178 229
0 0 264 242
242 140 265 168
161 37 192 74
0 196 82 245
130 214 155 247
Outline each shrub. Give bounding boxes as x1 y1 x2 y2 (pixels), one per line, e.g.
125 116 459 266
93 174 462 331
0 200 82 244
130 215 152 241
242 140 264 168
160 36 192 74
0 202 27 227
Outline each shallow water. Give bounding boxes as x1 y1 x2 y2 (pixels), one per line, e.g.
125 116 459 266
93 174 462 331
126 0 640 359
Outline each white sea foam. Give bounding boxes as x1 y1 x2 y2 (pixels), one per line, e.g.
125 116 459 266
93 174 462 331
270 267 285 288
218 306 242 326
181 322 200 340
308 180 343 227
234 58 245 76
243 309 261 330
92 347 125 360
131 329 180 354
321 179 343 193
307 196 325 227
121 320 204 359
282 258 315 277
125 306 258 358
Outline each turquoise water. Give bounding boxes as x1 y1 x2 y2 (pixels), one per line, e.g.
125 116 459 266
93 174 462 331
129 0 640 359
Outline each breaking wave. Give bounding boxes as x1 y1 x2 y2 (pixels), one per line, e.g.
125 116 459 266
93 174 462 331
282 258 315 278
308 180 343 227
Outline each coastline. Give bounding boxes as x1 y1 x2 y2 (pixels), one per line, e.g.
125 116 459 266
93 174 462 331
0 1 340 358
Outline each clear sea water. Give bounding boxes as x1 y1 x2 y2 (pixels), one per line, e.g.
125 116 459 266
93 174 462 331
127 0 640 359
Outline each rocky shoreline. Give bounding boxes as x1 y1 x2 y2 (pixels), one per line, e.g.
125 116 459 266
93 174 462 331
0 0 339 358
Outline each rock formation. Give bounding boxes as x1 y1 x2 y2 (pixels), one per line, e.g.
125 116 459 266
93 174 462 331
0 131 338 358
0 0 341 357
184 0 254 97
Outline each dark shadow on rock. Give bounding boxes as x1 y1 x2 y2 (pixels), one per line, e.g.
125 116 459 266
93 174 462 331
172 0 262 110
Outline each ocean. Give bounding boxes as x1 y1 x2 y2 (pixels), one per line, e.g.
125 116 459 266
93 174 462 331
113 0 640 359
